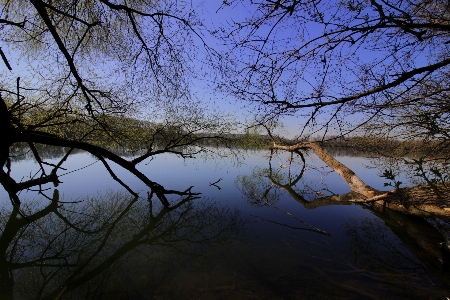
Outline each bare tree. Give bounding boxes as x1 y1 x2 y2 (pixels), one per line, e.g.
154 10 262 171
217 0 450 146
0 0 234 210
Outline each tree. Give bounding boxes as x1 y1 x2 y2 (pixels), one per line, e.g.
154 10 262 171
217 0 450 150
212 0 450 214
0 0 234 210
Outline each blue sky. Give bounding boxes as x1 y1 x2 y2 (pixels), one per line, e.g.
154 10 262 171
0 1 340 138
192 0 442 140
187 1 354 138
188 1 317 138
1 0 440 140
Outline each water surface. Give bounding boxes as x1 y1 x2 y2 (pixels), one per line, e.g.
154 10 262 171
1 148 448 299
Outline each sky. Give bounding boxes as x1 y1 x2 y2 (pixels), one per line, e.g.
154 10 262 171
225 1 439 140
1 0 439 140
0 1 354 139
189 0 325 138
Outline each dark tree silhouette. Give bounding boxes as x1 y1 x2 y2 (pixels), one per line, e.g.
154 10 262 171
218 0 450 150
0 0 233 210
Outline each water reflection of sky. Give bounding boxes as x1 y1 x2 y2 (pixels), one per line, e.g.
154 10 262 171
0 147 400 271
2 148 449 299
0 148 415 260
0 147 407 209
1 148 412 205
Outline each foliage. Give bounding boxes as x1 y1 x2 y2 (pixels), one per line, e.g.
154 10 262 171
0 0 234 210
380 169 403 190
410 158 450 194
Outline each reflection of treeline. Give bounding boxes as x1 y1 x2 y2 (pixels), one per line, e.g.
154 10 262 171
323 147 375 158
317 136 450 157
225 133 450 155
222 133 450 155
9 143 193 161
13 132 448 160
9 143 85 161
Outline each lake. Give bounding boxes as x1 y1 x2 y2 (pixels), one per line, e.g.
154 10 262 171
1 147 449 299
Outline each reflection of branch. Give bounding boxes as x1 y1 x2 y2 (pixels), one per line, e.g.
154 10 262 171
0 190 60 298
345 208 450 286
252 215 328 235
267 151 354 208
259 197 330 236
36 194 225 299
209 178 223 190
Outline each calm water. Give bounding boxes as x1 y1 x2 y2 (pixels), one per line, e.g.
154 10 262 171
1 147 449 299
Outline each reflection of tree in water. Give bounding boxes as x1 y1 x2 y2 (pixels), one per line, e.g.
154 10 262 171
236 150 311 206
8 144 190 162
345 214 450 297
0 191 244 299
236 151 331 235
236 149 450 296
9 144 79 161
347 218 426 273
235 166 284 206
236 150 353 208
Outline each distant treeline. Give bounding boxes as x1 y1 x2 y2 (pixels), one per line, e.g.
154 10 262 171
13 102 448 157
317 136 450 158
193 133 273 150
11 134 449 161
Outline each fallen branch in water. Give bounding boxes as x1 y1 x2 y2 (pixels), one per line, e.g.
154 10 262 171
348 190 397 203
269 139 450 218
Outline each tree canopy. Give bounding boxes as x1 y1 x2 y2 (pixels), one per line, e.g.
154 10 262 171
218 0 450 152
0 0 234 210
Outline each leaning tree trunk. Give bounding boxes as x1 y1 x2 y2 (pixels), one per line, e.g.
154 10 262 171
273 142 376 197
272 141 450 218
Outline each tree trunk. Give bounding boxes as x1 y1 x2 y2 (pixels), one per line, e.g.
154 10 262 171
272 141 450 218
273 142 376 196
